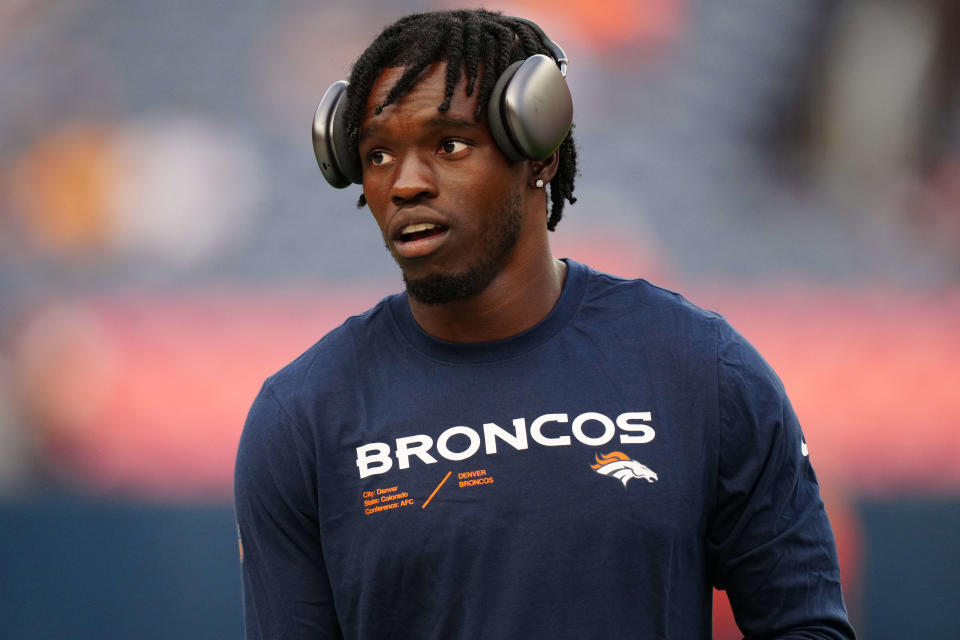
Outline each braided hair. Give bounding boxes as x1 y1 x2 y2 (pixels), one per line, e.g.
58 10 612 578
343 9 577 231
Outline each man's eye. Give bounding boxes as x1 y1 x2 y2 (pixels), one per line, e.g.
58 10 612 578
369 151 396 166
439 140 469 155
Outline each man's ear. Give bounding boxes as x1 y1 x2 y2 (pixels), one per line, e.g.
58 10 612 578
528 150 559 189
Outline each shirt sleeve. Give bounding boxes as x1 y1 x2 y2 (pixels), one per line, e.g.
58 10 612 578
707 322 856 640
234 382 344 640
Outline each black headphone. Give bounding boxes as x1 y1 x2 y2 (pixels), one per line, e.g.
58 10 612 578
312 17 573 189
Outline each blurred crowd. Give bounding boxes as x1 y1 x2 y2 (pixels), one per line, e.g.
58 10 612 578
0 0 958 500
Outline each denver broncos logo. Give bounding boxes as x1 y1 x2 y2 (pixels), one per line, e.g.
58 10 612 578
590 451 658 488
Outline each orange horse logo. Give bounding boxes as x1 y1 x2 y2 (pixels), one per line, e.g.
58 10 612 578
591 451 658 487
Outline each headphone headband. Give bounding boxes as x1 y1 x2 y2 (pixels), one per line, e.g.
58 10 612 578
509 17 568 77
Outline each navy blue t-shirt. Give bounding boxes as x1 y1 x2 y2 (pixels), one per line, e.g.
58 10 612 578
234 259 854 639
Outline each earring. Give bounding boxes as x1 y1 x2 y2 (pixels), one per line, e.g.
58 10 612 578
535 179 544 188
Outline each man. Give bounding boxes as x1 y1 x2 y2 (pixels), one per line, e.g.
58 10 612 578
235 9 855 639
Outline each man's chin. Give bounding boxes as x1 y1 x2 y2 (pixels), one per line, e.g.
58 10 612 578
403 266 490 305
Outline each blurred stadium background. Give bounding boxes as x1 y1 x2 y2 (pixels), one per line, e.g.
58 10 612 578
1 0 958 637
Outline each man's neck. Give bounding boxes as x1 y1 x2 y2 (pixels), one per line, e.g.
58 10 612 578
407 253 567 343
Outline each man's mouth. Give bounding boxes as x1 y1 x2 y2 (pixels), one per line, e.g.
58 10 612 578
393 222 450 258
399 222 447 243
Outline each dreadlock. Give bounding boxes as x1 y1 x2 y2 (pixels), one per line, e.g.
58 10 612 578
343 9 577 231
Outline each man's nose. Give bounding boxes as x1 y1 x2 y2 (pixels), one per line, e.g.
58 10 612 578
390 152 437 205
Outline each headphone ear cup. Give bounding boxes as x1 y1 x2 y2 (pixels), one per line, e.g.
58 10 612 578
313 81 363 188
487 54 573 163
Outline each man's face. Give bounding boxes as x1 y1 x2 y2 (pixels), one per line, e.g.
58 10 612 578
358 62 530 304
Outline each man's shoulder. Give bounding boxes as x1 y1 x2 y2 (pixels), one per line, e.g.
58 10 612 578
581 264 780 381
578 261 724 328
261 292 401 400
